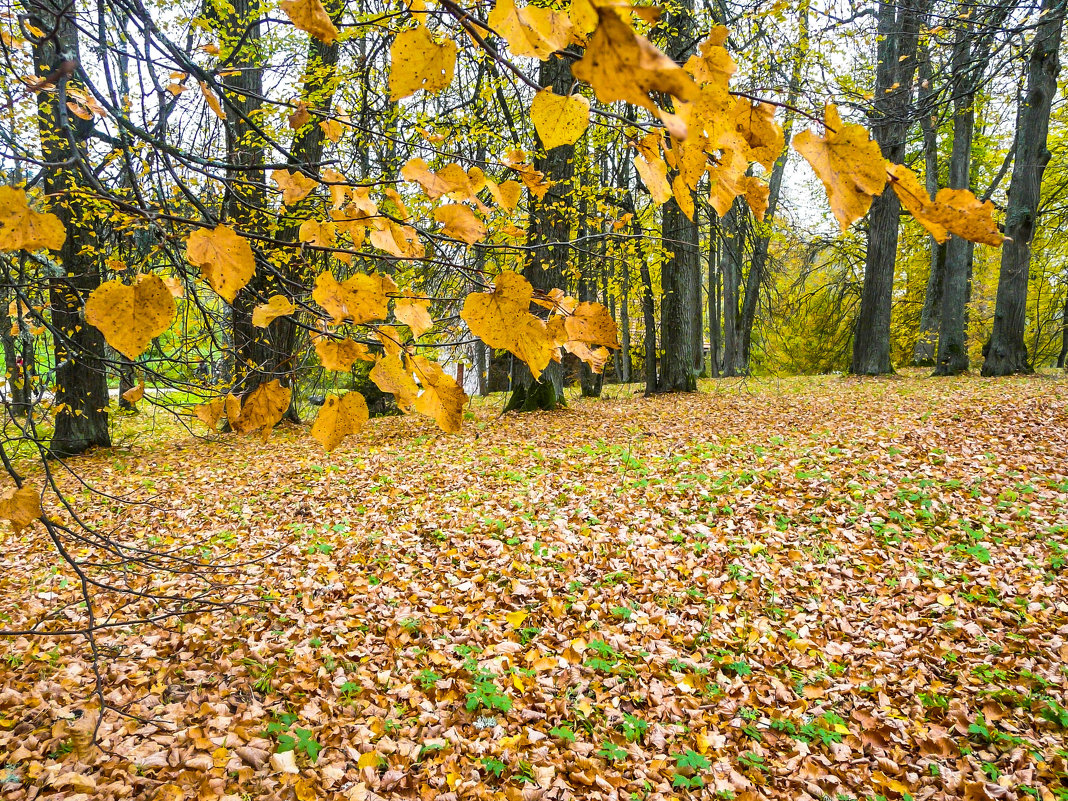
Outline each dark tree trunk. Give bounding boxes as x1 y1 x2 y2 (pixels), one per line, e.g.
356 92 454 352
720 201 743 375
26 0 111 456
656 0 700 393
913 41 945 366
1057 288 1068 368
707 208 721 378
619 259 632 383
852 0 926 375
639 234 657 394
983 0 1063 376
506 54 574 411
117 357 137 412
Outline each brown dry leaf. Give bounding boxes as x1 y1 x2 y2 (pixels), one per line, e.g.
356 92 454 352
193 398 225 429
121 381 145 405
199 81 226 120
0 484 41 533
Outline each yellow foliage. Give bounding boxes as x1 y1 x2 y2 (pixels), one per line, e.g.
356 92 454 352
0 187 66 252
634 154 672 206
487 0 572 60
314 335 371 370
394 294 433 338
279 0 339 44
251 295 295 328
311 392 369 452
186 225 256 303
433 204 487 245
389 25 457 100
312 270 393 325
793 104 887 231
84 274 176 360
531 89 590 150
227 380 291 442
194 399 226 430
412 355 468 433
271 169 318 206
461 271 555 380
370 352 418 412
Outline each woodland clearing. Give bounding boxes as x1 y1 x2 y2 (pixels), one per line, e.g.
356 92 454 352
0 373 1067 801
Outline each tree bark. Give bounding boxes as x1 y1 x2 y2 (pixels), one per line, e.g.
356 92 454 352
983 0 1063 376
913 40 945 365
26 0 111 456
852 0 925 375
506 54 574 411
720 201 743 375
1057 287 1068 368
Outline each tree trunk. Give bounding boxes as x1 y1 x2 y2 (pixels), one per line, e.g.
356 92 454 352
639 232 657 394
656 0 700 393
1057 288 1068 368
913 41 945 366
506 54 574 411
983 0 1063 376
26 0 111 456
852 0 925 375
708 207 721 378
720 201 743 375
935 25 980 376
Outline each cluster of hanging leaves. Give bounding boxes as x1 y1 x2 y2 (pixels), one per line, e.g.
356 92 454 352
0 0 1005 475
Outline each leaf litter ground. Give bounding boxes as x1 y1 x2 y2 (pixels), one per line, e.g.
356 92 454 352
1 374 1067 801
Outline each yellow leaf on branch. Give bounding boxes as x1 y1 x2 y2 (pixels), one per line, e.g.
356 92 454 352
84 273 176 360
251 295 295 328
531 89 590 150
887 163 1003 246
572 8 698 120
0 186 66 252
186 225 256 303
793 104 887 231
314 335 371 371
389 25 457 100
487 0 573 60
271 169 318 206
370 352 418 412
279 0 339 44
311 392 368 452
461 271 556 380
412 355 468 433
311 270 392 325
394 294 433 339
433 204 487 245
227 380 291 442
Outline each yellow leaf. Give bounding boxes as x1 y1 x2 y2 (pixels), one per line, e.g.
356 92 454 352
394 294 433 338
485 178 523 212
744 176 770 222
634 154 672 206
162 276 184 298
685 27 736 87
186 225 256 303
311 270 392 325
199 81 226 120
401 158 454 199
121 381 145 405
369 220 425 259
430 605 451 614
370 353 418 412
887 164 1002 246
792 104 887 231
531 89 590 150
227 380 291 442
272 169 318 206
311 392 369 452
298 219 337 249
487 0 572 59
314 336 371 371
563 301 620 350
512 674 525 693
320 118 344 143
389 25 457 101
357 751 381 770
433 204 486 245
279 0 339 44
572 8 698 118
460 271 556 380
194 399 225 429
247 295 292 329
0 484 41 533
412 355 468 433
0 186 66 252
505 610 528 628
289 101 311 129
84 274 176 360
937 593 954 607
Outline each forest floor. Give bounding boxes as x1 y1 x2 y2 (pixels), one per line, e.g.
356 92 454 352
1 372 1067 801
